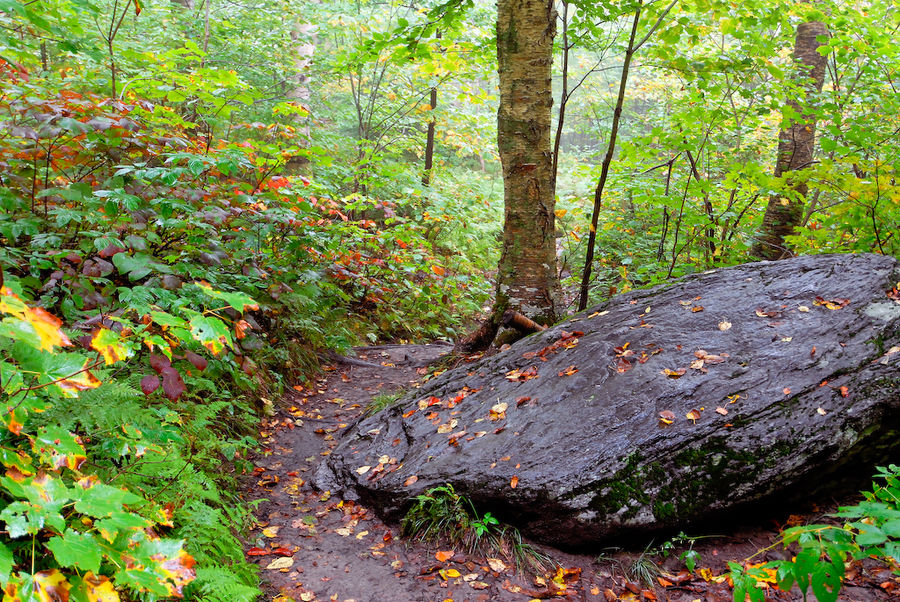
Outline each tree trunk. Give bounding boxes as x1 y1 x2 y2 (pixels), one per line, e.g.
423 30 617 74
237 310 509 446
750 19 828 260
284 22 317 174
456 0 561 353
422 32 441 186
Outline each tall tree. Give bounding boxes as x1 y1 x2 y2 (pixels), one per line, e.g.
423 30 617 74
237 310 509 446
456 0 560 352
750 16 828 260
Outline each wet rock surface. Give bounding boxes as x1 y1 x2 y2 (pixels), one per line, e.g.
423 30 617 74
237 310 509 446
316 254 900 547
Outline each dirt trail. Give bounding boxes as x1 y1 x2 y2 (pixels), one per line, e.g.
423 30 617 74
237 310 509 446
242 345 893 602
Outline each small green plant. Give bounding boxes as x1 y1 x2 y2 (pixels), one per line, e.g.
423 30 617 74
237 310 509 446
366 391 404 415
627 545 662 588
729 464 900 602
402 484 479 547
471 511 500 537
402 484 553 571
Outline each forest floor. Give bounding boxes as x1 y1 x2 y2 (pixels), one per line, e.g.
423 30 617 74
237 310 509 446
242 345 894 602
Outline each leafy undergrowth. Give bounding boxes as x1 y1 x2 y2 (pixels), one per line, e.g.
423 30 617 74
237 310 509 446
0 46 489 601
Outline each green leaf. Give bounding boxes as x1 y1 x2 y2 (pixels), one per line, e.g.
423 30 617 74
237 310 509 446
195 284 258 312
0 542 13 582
851 521 888 546
149 311 189 329
73 483 143 518
112 252 153 281
881 518 900 538
46 529 102 573
189 315 231 355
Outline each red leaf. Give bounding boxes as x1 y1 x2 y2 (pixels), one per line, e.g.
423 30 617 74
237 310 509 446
839 386 849 398
161 367 186 401
150 354 171 374
246 547 269 557
98 244 126 258
185 351 208 371
271 547 293 557
140 375 160 395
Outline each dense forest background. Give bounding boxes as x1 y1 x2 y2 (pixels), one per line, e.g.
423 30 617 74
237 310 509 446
0 0 898 599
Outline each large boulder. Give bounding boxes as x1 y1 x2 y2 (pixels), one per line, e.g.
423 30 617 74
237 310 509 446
315 254 900 548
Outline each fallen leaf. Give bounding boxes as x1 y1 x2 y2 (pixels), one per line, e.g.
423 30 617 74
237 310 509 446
839 386 849 397
662 368 686 378
265 557 294 570
404 475 418 486
691 306 704 312
686 409 701 423
510 475 519 489
798 305 810 312
334 527 352 537
469 581 489 590
715 407 728 415
718 320 732 331
356 530 369 539
783 387 791 395
487 558 506 572
356 465 371 475
659 410 675 421
261 526 280 538
817 407 827 415
435 550 455 562
246 547 269 556
558 365 578 376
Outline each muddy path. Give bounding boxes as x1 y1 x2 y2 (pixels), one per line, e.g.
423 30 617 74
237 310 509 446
242 345 894 602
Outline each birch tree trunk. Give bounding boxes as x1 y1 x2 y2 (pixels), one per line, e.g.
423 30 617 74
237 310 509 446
495 0 561 318
751 18 828 260
455 0 560 352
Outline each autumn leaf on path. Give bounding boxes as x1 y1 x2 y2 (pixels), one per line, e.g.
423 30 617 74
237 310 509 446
814 296 850 310
662 368 686 378
265 557 293 570
510 475 518 488
435 550 454 562
489 402 508 421
505 366 538 382
558 365 578 376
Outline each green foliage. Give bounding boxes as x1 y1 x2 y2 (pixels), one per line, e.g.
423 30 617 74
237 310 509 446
729 465 900 601
366 391 404 415
402 484 551 571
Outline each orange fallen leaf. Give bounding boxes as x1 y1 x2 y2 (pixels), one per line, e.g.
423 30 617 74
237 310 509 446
783 387 791 395
662 368 686 378
686 409 701 423
404 475 418 486
715 407 728 416
510 475 519 489
435 550 454 562
839 386 849 397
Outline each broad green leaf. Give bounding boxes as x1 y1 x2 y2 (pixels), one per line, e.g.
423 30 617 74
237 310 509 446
46 530 102 573
188 315 231 355
73 484 143 518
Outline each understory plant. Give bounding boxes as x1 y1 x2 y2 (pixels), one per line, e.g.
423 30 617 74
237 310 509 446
729 465 900 602
401 483 552 571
